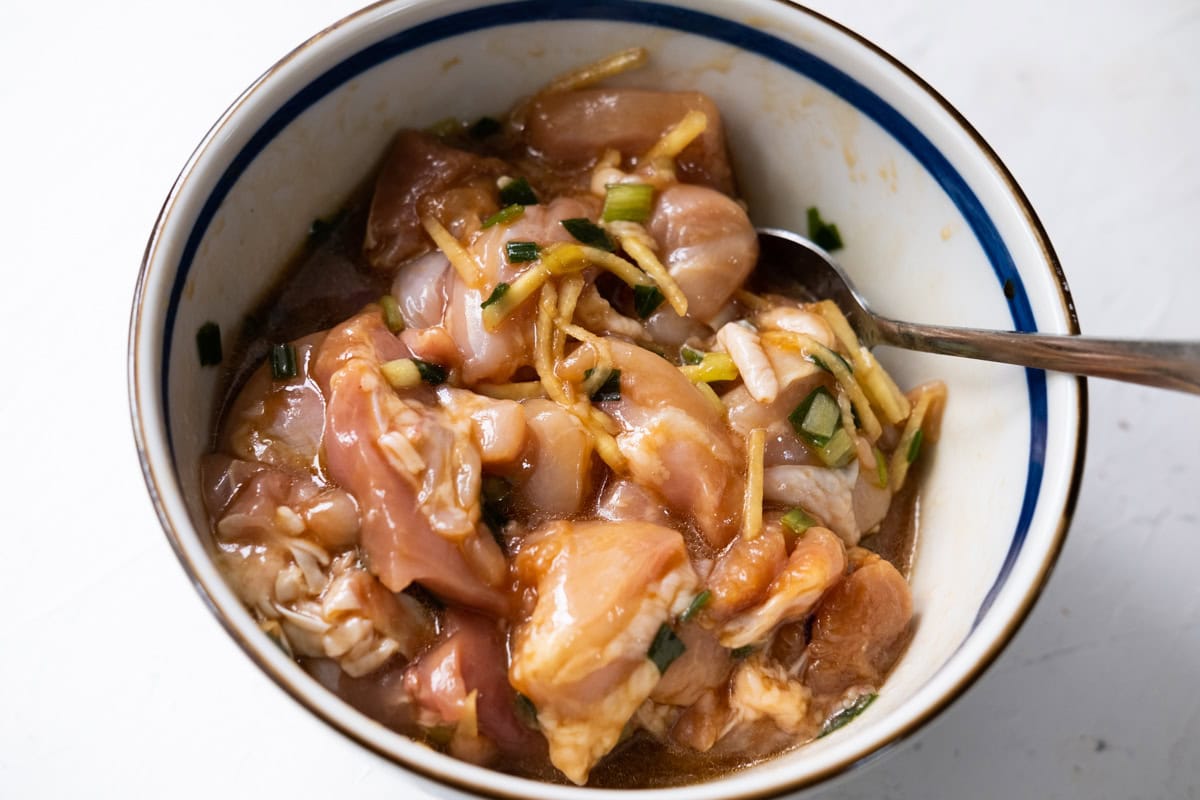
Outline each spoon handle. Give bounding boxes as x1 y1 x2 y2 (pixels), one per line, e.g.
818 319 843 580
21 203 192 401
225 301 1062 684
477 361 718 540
873 318 1200 394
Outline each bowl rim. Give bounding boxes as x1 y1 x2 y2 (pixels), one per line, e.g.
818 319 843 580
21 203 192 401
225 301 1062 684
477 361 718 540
127 1 1087 797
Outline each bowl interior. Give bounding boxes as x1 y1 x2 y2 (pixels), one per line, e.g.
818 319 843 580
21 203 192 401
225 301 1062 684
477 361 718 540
131 1 1082 797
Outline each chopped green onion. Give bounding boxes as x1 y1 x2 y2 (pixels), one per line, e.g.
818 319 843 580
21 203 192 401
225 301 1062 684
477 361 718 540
789 386 841 446
561 218 614 251
873 446 889 488
730 645 755 660
196 321 222 366
505 241 539 263
818 693 877 738
380 295 405 333
781 507 816 536
907 429 924 463
586 368 622 401
680 344 705 365
482 204 525 228
468 116 502 139
601 183 655 222
413 358 447 385
499 177 538 206
270 343 297 380
648 624 686 673
381 358 422 390
679 590 712 623
514 693 539 730
807 206 844 252
815 427 857 469
633 284 665 318
810 349 854 375
481 282 511 309
308 210 345 241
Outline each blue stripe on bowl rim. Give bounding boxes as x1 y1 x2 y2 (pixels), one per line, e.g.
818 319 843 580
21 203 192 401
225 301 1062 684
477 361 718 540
161 0 1046 630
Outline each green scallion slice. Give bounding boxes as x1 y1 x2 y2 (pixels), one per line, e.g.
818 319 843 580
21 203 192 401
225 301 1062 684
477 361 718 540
270 343 297 380
601 183 655 222
679 590 712 624
482 204 525 229
380 294 405 333
481 282 511 309
413 358 447 385
587 368 621 402
818 693 878 738
499 177 538 206
679 344 705 365
196 321 222 366
633 284 665 318
807 206 844 252
781 507 816 536
873 446 889 488
809 349 854 375
907 429 924 463
789 386 841 446
730 645 755 660
561 218 614 251
505 241 539 263
816 427 857 469
468 116 502 139
514 693 539 730
648 624 686 673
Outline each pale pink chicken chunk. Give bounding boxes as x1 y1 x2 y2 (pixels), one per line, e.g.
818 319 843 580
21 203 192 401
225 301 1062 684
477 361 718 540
603 337 744 549
803 553 914 698
313 309 509 616
647 183 758 323
405 610 544 763
524 88 734 194
201 457 433 676
509 519 699 785
219 333 328 474
364 130 507 269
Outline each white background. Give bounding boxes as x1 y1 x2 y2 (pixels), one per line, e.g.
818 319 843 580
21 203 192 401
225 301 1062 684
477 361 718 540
2 1 1197 798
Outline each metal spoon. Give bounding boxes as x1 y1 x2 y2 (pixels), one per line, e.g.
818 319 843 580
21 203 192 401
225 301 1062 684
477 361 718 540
756 228 1200 394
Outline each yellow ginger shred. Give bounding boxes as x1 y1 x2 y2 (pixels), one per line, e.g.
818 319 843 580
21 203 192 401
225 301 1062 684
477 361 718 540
643 109 708 162
761 330 883 442
889 382 946 492
742 428 766 540
420 215 481 288
606 221 689 316
815 300 910 424
541 47 648 94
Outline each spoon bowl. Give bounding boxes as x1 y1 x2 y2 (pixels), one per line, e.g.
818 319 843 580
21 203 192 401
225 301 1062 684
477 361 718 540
757 228 1200 394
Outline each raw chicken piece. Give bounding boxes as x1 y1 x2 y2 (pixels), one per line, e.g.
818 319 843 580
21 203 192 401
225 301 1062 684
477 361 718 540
514 399 594 517
509 519 699 784
313 309 509 615
594 478 672 526
203 458 433 676
524 89 734 194
604 337 744 549
711 652 816 756
763 463 862 545
219 332 328 473
364 130 507 269
804 554 913 697
646 183 758 323
715 527 846 649
405 610 544 763
436 387 527 466
650 622 732 707
716 321 777 404
390 251 451 329
705 524 788 621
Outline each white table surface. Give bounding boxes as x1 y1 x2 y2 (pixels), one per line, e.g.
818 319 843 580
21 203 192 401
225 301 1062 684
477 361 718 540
2 1 1197 798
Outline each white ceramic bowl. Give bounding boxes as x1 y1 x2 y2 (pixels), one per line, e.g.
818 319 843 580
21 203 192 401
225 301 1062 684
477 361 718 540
128 1 1086 797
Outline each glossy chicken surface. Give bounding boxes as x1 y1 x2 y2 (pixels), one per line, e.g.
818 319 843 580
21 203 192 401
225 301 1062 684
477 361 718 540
201 52 941 788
